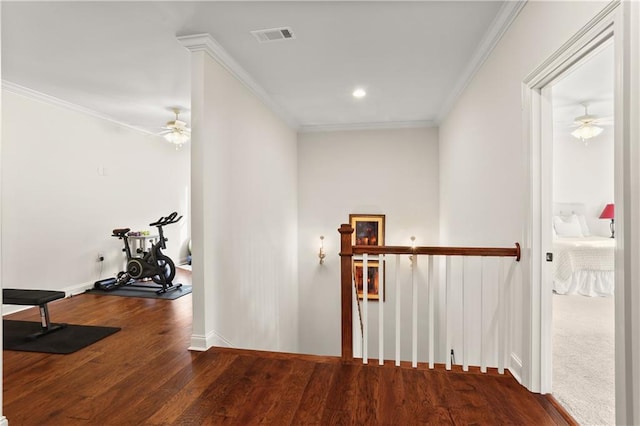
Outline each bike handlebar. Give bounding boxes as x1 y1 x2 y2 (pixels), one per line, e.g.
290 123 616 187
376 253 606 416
149 212 182 227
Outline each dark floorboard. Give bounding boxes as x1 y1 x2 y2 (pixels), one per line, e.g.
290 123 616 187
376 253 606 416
3 269 569 425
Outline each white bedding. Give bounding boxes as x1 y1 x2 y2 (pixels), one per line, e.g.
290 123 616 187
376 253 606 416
553 236 615 296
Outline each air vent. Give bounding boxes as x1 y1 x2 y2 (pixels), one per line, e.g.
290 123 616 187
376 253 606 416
251 27 295 43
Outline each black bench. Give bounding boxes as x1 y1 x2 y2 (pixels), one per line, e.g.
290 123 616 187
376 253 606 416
3 289 67 339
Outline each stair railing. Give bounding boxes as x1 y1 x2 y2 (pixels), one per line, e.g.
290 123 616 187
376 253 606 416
339 223 520 373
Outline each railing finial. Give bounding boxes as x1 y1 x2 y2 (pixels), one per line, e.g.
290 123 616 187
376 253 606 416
338 224 354 256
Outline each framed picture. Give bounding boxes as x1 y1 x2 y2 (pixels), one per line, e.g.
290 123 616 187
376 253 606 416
354 260 383 300
349 214 385 246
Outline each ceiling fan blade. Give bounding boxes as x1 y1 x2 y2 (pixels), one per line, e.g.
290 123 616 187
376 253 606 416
594 116 614 125
552 119 579 127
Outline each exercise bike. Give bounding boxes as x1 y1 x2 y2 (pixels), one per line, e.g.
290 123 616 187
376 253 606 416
95 212 183 294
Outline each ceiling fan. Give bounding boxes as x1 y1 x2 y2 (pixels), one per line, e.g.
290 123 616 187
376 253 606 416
159 108 191 149
569 103 612 144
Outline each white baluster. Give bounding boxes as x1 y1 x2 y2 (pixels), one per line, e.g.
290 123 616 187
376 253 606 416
395 255 401 366
363 254 368 365
379 255 385 366
480 257 486 373
462 257 468 372
445 256 452 371
498 257 505 374
428 255 434 369
412 254 418 368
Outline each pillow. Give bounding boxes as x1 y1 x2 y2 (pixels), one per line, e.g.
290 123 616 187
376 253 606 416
553 214 583 237
576 214 591 236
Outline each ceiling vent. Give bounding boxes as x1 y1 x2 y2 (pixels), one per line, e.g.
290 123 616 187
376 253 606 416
251 27 295 43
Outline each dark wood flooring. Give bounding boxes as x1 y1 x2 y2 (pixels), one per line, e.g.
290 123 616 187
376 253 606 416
3 269 570 425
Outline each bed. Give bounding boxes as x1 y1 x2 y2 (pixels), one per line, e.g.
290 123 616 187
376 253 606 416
552 203 615 297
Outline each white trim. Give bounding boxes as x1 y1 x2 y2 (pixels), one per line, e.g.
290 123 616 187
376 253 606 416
539 84 554 394
188 334 210 352
189 330 235 352
2 305 30 317
523 8 618 90
436 0 527 123
177 33 298 130
63 280 96 297
298 120 435 133
509 352 523 383
616 1 640 422
1 80 155 136
1 3 5 421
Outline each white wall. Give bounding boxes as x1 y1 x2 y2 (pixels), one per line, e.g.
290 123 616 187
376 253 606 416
297 127 439 356
553 130 614 237
1 89 190 298
190 50 298 353
0 4 6 425
438 1 608 379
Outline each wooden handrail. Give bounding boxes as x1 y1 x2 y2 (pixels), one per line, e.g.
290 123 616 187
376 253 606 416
352 243 521 261
338 223 520 362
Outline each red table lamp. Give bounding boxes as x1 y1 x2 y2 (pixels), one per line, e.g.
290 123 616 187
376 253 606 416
599 203 615 238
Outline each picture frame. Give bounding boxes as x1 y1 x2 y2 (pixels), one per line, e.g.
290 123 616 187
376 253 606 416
349 214 385 246
354 260 383 300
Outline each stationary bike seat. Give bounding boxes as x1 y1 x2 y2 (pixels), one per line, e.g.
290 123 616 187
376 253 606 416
112 228 131 237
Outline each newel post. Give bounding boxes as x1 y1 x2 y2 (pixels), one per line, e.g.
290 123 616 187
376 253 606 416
338 223 354 361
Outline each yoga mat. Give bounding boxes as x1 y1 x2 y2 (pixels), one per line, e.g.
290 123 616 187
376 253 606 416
4 320 121 354
86 284 191 300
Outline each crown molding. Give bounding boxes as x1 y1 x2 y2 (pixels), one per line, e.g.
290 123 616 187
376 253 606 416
2 80 154 135
177 33 299 130
298 120 435 133
436 0 527 124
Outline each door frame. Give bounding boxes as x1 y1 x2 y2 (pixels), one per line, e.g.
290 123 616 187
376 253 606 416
523 2 617 391
522 1 640 423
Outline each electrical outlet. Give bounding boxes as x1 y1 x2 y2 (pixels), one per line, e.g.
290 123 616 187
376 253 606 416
98 253 104 262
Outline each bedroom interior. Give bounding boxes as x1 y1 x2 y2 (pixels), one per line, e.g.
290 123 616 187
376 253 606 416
550 43 614 425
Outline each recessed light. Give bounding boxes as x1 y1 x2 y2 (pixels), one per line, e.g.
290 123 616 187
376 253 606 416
353 88 366 98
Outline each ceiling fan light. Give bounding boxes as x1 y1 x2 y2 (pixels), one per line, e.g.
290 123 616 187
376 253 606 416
571 124 603 141
163 129 190 148
162 109 191 149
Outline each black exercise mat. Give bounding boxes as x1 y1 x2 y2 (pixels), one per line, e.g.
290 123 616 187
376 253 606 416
85 284 191 300
4 320 120 354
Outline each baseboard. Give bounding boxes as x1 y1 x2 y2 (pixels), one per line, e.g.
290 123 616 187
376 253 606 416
62 280 95 296
189 330 235 352
508 352 523 383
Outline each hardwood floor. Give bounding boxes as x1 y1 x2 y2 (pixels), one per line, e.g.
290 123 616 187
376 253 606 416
3 270 569 425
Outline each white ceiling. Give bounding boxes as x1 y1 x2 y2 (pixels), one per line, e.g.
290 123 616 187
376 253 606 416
2 1 522 135
552 43 614 127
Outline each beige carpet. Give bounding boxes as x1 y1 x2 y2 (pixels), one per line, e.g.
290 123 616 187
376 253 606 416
553 293 615 425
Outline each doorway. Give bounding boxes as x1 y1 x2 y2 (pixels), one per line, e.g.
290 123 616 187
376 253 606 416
523 3 640 424
520 0 624 410
548 43 615 424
